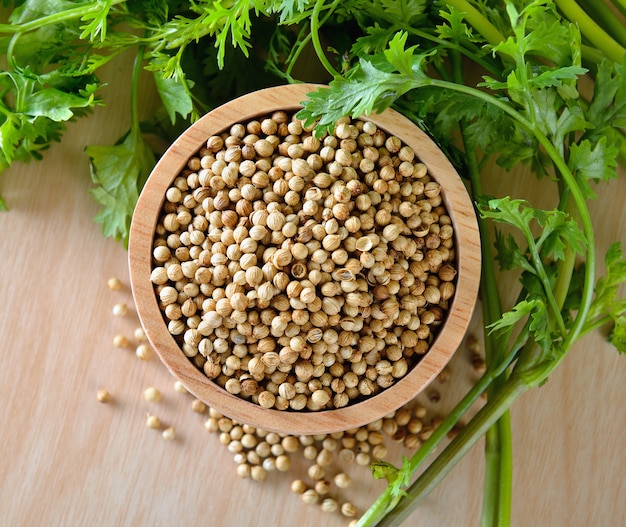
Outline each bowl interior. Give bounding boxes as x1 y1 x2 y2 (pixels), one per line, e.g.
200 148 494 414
129 84 480 435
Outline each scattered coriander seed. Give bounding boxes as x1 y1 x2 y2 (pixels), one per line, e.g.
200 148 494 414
112 303 128 317
427 389 441 403
162 427 176 440
372 444 388 459
134 327 147 342
113 334 129 348
341 502 357 518
419 425 434 441
136 343 153 360
466 334 481 353
144 386 162 403
107 277 123 291
308 464 325 480
437 367 451 384
146 414 162 430
281 435 300 453
355 452 371 466
251 465 267 481
236 463 251 479
338 448 355 463
191 399 206 414
262 457 276 472
320 498 338 513
275 454 291 472
334 472 351 489
174 380 188 394
447 423 463 440
291 479 307 494
301 489 319 504
96 389 112 403
314 480 330 495
316 448 333 467
303 445 318 460
204 418 219 433
413 405 427 419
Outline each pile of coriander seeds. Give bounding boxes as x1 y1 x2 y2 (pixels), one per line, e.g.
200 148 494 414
150 111 458 412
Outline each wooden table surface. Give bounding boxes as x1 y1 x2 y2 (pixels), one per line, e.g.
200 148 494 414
1 56 625 527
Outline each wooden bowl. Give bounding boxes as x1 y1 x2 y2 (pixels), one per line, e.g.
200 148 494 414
129 84 480 435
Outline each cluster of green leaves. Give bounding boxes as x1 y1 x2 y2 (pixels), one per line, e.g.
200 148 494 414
0 0 305 240
296 1 626 525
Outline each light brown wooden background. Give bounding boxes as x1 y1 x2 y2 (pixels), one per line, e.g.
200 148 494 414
1 54 625 527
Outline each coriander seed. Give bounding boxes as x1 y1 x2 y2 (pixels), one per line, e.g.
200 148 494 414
112 303 128 317
341 502 357 518
162 427 176 440
107 277 123 291
174 380 188 394
301 489 319 505
113 334 129 348
191 399 206 414
320 498 338 513
291 479 307 494
96 389 112 403
136 344 153 360
143 386 162 403
146 414 162 430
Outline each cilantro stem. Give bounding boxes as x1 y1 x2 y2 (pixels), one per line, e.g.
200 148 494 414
612 0 626 17
285 2 339 80
450 47 512 527
554 0 626 63
552 198 578 310
451 55 512 527
399 27 501 77
130 46 144 140
526 236 568 336
440 0 506 47
0 0 126 35
358 72 597 527
425 77 596 350
575 0 626 48
355 332 526 527
310 0 340 78
378 375 529 527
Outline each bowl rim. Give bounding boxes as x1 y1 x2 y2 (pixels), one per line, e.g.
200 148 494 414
129 83 481 435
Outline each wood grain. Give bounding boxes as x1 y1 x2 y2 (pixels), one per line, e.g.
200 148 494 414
1 56 625 527
129 84 481 435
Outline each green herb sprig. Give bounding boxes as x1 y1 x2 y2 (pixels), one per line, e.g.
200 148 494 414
296 1 626 525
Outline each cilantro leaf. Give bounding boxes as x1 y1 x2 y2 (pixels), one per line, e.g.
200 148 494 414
153 72 194 124
567 137 619 200
298 32 433 135
86 131 155 246
372 456 412 500
534 209 586 261
351 23 397 56
493 229 535 274
21 87 96 121
477 197 535 240
588 243 626 324
488 300 536 335
609 316 626 354
489 297 552 354
436 6 475 44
